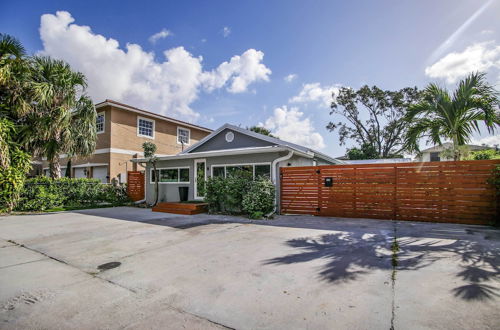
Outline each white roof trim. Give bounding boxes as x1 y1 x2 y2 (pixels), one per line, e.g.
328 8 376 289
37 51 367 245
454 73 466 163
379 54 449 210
180 123 342 164
132 145 313 163
96 101 212 133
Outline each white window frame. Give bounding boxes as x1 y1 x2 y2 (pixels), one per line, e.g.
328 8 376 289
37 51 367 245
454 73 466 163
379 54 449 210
210 162 272 179
137 116 155 139
96 112 105 134
177 126 191 145
150 167 190 184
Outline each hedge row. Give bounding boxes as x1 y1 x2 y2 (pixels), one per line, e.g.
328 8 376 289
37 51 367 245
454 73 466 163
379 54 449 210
15 177 130 211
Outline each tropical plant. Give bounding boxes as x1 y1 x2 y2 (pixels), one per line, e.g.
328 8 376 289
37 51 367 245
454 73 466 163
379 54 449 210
21 56 96 178
143 141 159 206
404 72 500 160
0 33 35 119
328 85 422 158
0 34 34 212
0 118 31 212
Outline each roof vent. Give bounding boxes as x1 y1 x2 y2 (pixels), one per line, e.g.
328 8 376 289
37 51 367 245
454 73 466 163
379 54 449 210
225 131 234 143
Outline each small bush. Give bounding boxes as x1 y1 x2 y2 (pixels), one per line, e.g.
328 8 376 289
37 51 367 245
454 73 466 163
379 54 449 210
242 178 276 219
467 149 500 160
205 171 275 219
15 177 130 211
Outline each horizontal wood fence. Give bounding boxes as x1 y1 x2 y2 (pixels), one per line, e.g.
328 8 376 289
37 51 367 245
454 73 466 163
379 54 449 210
127 171 145 202
280 160 500 225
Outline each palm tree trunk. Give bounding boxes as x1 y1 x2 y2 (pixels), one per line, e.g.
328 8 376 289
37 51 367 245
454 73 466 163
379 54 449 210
153 163 159 206
49 156 61 179
452 135 459 161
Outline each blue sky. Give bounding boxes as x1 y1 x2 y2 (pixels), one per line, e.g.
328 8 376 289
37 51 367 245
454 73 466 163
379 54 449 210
1 0 500 157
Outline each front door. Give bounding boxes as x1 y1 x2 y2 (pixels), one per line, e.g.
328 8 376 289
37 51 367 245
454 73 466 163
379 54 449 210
194 159 206 200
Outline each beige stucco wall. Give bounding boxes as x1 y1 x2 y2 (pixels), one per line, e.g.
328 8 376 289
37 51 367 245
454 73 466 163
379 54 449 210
108 105 208 155
39 104 210 183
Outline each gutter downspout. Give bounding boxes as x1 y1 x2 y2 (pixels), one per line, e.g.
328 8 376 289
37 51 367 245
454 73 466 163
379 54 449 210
267 150 294 218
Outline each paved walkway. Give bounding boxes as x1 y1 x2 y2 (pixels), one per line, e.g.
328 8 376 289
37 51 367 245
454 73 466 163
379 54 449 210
1 207 499 329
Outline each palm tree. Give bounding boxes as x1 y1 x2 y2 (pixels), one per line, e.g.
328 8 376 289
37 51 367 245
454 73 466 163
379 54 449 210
405 72 499 160
0 34 34 120
22 57 96 178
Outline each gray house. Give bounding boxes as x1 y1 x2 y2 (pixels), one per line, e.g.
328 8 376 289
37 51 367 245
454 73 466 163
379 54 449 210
133 123 342 204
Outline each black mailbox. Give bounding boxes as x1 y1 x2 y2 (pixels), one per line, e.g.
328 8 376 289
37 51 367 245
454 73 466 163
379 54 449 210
324 177 333 187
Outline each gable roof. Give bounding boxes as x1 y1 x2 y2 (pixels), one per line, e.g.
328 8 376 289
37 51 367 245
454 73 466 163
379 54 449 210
95 99 213 133
181 123 341 164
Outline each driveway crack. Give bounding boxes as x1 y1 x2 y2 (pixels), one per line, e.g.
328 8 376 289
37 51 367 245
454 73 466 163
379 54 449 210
390 222 399 330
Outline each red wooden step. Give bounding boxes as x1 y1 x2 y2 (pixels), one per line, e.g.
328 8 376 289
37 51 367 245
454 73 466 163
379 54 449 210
152 202 208 215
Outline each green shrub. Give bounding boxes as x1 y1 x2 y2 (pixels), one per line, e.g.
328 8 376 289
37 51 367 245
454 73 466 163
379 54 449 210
205 170 252 214
15 177 130 211
467 149 500 160
242 178 276 219
0 119 32 213
205 171 275 218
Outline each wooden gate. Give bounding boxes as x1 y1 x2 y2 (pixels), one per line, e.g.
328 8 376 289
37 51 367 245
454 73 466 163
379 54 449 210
280 160 499 225
127 171 145 201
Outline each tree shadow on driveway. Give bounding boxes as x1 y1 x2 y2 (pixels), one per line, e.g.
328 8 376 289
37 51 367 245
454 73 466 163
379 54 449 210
264 228 500 301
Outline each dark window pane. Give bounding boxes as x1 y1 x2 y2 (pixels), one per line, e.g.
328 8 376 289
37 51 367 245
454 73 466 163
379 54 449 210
179 168 189 182
227 165 252 177
255 164 271 178
430 152 440 162
213 166 225 178
160 169 178 182
151 169 159 182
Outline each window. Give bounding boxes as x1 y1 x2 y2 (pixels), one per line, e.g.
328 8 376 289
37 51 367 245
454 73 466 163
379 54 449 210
212 166 225 178
96 112 105 133
430 152 440 162
151 167 190 183
211 163 271 180
255 164 271 178
138 117 154 138
177 127 190 145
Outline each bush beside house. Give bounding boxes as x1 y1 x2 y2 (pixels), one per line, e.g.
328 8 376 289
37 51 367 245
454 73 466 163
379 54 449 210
205 171 275 219
15 177 130 211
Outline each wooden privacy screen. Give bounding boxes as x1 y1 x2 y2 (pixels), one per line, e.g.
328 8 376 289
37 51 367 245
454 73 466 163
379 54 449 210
280 160 500 224
127 171 145 201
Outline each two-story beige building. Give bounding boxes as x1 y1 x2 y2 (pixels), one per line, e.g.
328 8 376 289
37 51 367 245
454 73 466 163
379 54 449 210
41 99 212 183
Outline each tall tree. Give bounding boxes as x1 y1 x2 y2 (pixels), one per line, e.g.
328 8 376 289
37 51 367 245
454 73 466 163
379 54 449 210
143 141 159 206
327 85 422 158
22 57 96 178
0 34 32 211
249 125 276 138
404 72 500 160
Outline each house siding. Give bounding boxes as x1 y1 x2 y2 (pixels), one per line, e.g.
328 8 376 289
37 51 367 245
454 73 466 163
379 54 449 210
145 151 286 203
188 128 275 153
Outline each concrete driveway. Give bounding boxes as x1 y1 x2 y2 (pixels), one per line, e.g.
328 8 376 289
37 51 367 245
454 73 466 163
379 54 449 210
0 207 498 329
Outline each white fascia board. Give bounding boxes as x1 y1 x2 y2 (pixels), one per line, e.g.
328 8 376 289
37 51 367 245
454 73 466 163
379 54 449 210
132 146 310 163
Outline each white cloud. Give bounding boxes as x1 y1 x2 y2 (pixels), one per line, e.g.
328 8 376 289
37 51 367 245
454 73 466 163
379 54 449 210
148 28 172 44
289 82 340 108
425 41 500 84
259 106 325 150
201 49 271 93
471 134 500 147
39 11 271 121
284 73 297 83
222 26 231 38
